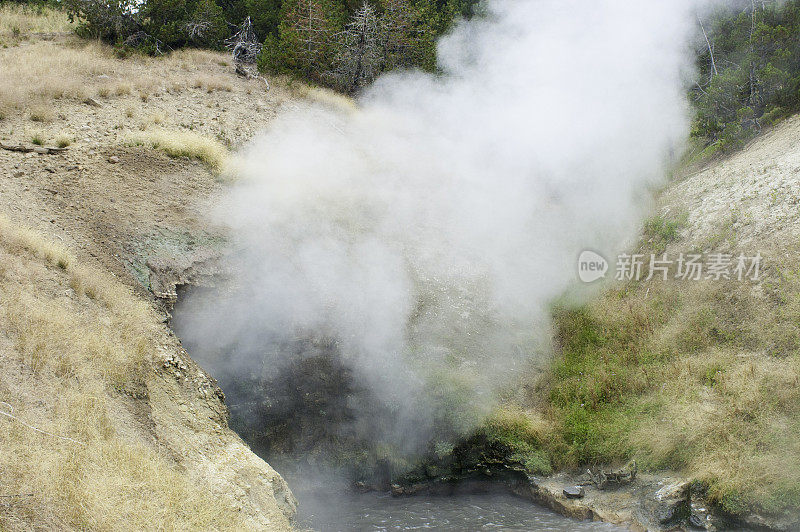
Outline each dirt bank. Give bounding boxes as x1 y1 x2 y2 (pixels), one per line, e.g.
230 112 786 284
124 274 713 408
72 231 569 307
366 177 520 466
0 22 311 530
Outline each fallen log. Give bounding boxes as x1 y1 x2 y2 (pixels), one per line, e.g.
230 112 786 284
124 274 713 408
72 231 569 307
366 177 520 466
0 142 68 155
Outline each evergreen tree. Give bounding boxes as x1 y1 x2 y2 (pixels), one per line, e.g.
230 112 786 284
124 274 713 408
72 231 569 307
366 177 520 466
142 0 195 47
380 0 432 70
273 0 344 80
185 0 227 48
245 0 283 39
331 1 383 92
691 1 800 151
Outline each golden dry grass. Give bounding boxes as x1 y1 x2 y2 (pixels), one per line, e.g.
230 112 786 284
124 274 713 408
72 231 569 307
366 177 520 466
125 127 229 172
625 270 800 513
536 248 800 514
0 214 249 530
28 104 55 123
54 131 73 148
304 86 358 112
192 74 234 93
170 48 230 70
0 26 236 116
0 40 116 110
0 4 73 35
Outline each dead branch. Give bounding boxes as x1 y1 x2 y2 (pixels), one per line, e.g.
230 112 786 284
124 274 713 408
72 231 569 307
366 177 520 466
697 15 718 81
0 142 68 155
235 62 270 90
227 17 262 64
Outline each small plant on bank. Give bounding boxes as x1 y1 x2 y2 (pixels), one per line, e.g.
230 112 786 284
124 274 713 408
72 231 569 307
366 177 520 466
55 132 73 148
29 105 54 123
125 127 229 172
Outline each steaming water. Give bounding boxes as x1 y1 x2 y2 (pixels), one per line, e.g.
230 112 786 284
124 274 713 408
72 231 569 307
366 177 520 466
178 0 696 459
171 2 701 526
172 298 624 531
295 490 624 531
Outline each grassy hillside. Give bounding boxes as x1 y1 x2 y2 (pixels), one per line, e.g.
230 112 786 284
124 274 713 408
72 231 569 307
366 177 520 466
471 116 800 518
0 215 255 529
0 8 297 530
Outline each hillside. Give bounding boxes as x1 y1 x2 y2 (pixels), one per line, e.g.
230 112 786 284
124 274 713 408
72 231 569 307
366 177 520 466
0 9 306 530
510 114 800 525
3 4 800 531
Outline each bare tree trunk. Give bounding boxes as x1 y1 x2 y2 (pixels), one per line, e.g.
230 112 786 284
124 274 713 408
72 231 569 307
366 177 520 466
748 0 761 129
697 15 718 81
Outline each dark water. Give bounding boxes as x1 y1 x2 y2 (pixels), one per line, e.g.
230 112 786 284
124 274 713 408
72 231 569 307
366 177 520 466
295 491 624 531
171 293 623 531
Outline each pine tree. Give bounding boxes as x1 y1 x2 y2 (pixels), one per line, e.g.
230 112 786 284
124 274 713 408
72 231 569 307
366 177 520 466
245 0 283 39
185 0 227 48
331 2 383 92
277 0 344 79
379 0 431 70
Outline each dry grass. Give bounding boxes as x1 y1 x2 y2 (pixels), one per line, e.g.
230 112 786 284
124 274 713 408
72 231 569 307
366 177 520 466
113 82 132 96
0 4 72 35
625 267 800 513
55 132 73 148
0 40 117 111
0 214 248 530
28 104 55 123
535 243 800 515
141 110 169 128
125 127 229 172
29 129 46 146
631 348 800 512
0 31 229 115
170 48 228 70
192 74 234 93
303 86 358 112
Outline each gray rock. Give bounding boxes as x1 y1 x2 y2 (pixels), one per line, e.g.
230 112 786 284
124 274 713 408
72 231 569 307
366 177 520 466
652 480 690 525
688 513 707 529
563 486 584 499
108 156 120 164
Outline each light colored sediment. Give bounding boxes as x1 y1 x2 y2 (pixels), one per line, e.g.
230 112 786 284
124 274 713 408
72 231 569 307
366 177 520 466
0 32 308 531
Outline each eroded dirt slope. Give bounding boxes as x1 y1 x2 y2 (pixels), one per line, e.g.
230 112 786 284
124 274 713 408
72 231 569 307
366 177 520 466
0 26 309 531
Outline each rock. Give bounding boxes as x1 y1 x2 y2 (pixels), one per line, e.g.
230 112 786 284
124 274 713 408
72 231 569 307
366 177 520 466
688 513 707 529
84 97 102 108
563 486 585 499
108 156 120 164
652 480 691 525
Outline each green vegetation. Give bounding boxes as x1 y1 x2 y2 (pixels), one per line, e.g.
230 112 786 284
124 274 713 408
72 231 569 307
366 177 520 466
643 214 684 253
11 0 799 108
447 221 800 517
55 0 477 92
692 1 800 153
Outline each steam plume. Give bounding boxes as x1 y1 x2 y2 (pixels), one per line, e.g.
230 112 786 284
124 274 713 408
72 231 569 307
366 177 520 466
176 0 695 455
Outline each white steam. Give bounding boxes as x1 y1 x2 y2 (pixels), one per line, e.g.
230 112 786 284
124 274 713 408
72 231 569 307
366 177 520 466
178 0 695 450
